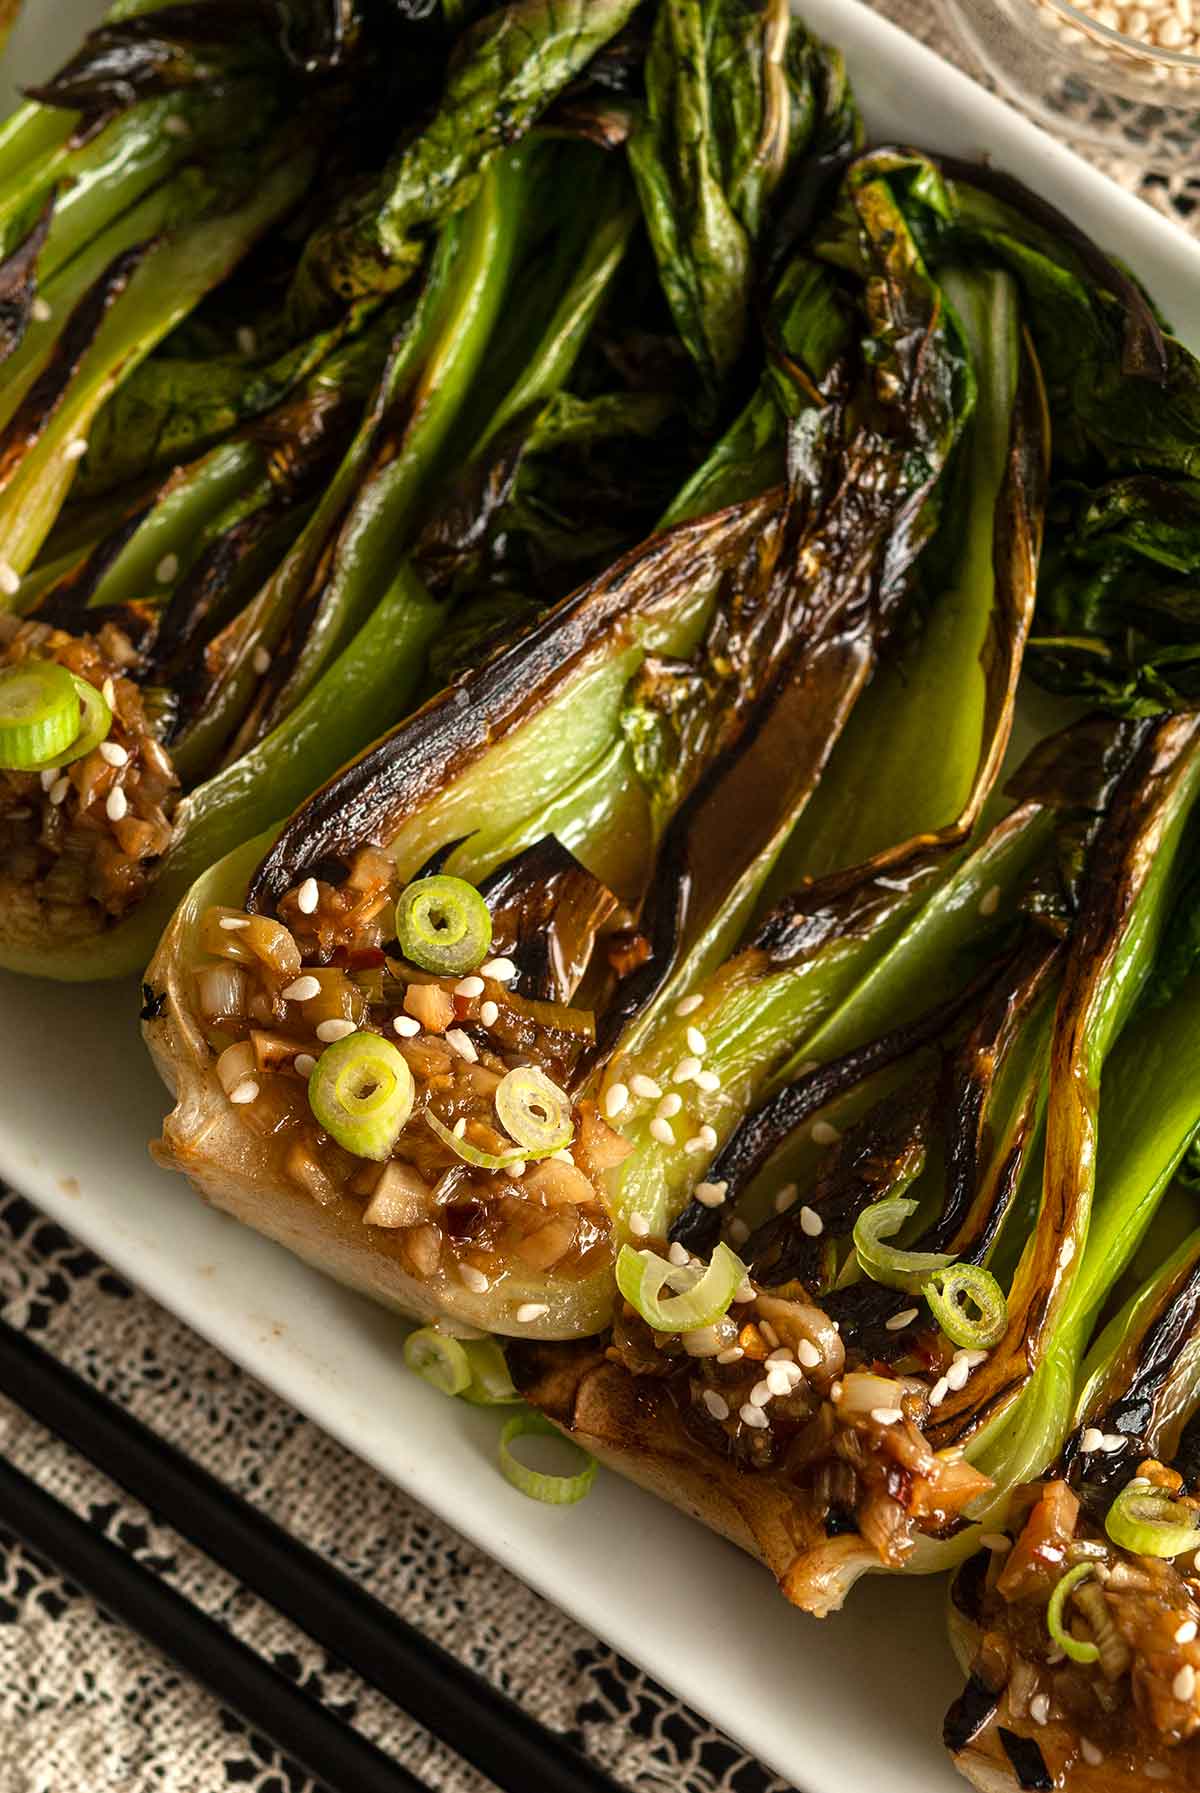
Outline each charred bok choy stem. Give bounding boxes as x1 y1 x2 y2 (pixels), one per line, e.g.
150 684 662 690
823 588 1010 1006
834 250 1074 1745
510 713 1200 1615
946 1228 1200 1793
144 170 983 1340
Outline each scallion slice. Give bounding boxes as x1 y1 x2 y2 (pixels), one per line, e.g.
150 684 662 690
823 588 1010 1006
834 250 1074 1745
460 1338 523 1406
615 1241 747 1334
0 661 82 768
403 1326 471 1396
1046 1564 1101 1664
35 674 113 768
499 1411 597 1505
852 1196 954 1294
395 873 492 975
1105 1485 1200 1558
924 1264 1007 1349
426 1108 527 1170
307 1030 415 1160
495 1067 572 1155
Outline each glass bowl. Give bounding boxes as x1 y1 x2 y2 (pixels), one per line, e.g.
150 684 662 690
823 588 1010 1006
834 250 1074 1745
942 0 1200 165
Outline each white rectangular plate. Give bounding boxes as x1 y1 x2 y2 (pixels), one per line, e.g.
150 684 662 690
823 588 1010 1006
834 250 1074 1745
4 5 1200 1789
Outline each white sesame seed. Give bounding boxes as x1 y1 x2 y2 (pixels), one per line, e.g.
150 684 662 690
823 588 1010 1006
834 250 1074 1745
657 1093 682 1119
717 1346 744 1364
281 975 322 1002
219 916 249 930
1177 1619 1198 1645
1176 1665 1198 1702
734 1279 755 1304
799 1206 823 1237
676 993 703 1016
30 296 51 323
630 1074 662 1100
767 1367 798 1397
480 957 516 982
0 559 20 597
460 1264 489 1294
829 1380 844 1404
1029 1693 1049 1726
727 1217 749 1244
49 776 69 806
759 1321 780 1349
697 1124 717 1150
886 1307 919 1331
229 1078 259 1105
694 1180 727 1208
252 644 272 676
296 877 319 914
604 1083 629 1119
628 1212 650 1237
944 1357 971 1392
101 677 116 708
740 1403 768 1429
552 1149 575 1166
98 739 129 767
928 1376 949 1408
63 438 88 461
694 1070 721 1093
650 1117 676 1146
393 1015 421 1037
480 1000 499 1027
452 1117 467 1138
978 884 1001 918
517 1302 549 1322
507 1160 527 1178
811 1120 840 1146
445 1028 477 1063
39 768 56 791
455 975 485 998
702 1389 729 1421
1080 1740 1103 1767
162 113 191 137
686 1026 707 1055
105 785 128 822
294 1053 316 1079
1080 1426 1105 1453
766 1346 793 1363
956 1348 991 1368
980 1533 1012 1553
667 1241 690 1267
775 1184 798 1214
1046 1646 1065 1667
155 553 179 584
680 1134 704 1155
673 1056 702 1084
870 1406 902 1426
1100 1432 1126 1454
796 1339 821 1370
749 1380 773 1408
237 325 258 357
316 1018 356 1043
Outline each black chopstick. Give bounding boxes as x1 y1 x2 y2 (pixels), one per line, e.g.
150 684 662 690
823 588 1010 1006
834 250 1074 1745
0 1454 426 1793
0 1316 622 1793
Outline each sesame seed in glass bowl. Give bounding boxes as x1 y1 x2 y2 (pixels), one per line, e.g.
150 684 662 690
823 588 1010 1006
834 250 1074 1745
941 0 1200 165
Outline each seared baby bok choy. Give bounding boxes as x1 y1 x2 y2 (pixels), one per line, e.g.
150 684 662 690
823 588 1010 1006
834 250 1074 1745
145 166 995 1339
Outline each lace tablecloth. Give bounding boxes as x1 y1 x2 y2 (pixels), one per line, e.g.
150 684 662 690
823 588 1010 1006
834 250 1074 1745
2 7 1196 1791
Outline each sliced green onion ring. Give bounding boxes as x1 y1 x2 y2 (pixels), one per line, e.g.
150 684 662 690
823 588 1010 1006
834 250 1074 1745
616 1241 747 1334
499 1411 597 1505
307 1030 415 1160
0 661 81 768
495 1067 572 1155
460 1338 523 1406
1105 1484 1200 1558
426 1108 528 1170
35 674 113 768
924 1263 1007 1349
404 1326 471 1396
396 873 492 975
1046 1563 1101 1664
853 1196 954 1294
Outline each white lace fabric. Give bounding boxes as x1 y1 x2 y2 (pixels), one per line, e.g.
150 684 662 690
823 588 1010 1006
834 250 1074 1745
0 7 1195 1789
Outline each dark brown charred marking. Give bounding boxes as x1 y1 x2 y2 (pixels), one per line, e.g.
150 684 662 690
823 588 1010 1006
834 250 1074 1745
1176 1408 1200 1494
943 1675 1000 1753
0 240 148 492
478 836 618 1005
952 1550 990 1624
410 837 473 881
156 502 295 695
247 495 778 912
30 501 155 630
932 714 1200 1443
934 152 1169 383
996 1728 1052 1792
412 409 536 598
0 195 54 367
